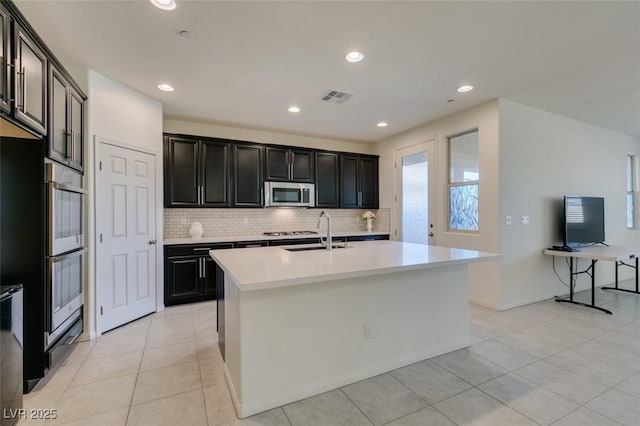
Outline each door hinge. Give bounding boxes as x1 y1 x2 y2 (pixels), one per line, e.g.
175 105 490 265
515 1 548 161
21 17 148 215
394 161 397 169
100 306 103 315
99 161 102 171
394 195 397 202
99 233 103 243
394 229 398 236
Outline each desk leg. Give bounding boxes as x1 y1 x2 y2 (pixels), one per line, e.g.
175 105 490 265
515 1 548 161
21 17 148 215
602 257 640 295
556 257 612 314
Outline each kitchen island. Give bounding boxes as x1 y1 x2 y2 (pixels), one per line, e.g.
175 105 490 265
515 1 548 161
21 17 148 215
210 240 499 418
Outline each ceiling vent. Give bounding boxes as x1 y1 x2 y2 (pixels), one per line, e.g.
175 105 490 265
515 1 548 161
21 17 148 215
320 90 353 104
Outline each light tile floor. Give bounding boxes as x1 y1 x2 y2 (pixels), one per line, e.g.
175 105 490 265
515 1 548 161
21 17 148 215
21 281 640 426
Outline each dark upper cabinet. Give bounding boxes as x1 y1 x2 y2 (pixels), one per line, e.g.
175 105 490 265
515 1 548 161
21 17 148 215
202 140 231 206
359 156 379 208
0 5 10 114
69 88 84 171
233 143 263 207
165 136 199 206
265 146 313 183
315 152 340 208
340 154 379 209
48 65 85 172
164 135 231 207
14 25 47 135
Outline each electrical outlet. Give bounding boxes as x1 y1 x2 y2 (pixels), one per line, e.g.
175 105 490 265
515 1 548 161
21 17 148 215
521 216 530 225
505 216 512 226
364 324 375 340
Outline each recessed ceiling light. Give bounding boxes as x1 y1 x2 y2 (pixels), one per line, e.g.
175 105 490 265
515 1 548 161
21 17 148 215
457 84 474 93
345 51 364 63
288 106 301 113
377 122 388 128
150 0 176 11
158 83 174 92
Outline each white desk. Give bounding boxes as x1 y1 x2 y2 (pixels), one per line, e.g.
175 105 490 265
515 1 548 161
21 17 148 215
544 245 640 314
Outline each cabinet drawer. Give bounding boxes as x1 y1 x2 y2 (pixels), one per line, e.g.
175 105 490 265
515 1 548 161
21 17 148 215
234 240 269 248
164 243 233 257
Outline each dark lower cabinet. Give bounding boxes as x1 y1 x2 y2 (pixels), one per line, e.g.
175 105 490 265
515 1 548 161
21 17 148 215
347 234 389 242
164 243 232 306
216 263 225 361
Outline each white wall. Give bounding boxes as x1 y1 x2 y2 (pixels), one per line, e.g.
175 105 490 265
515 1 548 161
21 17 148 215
376 100 501 309
86 70 164 338
164 119 374 155
499 99 640 309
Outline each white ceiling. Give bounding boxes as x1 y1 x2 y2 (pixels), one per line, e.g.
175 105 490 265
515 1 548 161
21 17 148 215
15 1 640 143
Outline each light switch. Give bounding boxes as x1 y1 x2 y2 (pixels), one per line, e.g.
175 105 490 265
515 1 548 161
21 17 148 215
505 216 512 226
521 216 530 225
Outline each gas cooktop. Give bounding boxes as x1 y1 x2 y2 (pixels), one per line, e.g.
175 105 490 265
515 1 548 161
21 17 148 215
263 231 318 236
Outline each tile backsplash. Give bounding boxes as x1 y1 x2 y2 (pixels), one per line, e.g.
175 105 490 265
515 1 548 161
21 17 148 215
164 208 390 239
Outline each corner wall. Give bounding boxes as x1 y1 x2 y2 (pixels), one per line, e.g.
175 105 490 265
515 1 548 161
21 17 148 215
498 99 640 309
375 100 501 309
86 70 164 337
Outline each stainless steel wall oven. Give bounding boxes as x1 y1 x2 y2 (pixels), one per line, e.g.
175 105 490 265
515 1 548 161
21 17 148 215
45 161 84 348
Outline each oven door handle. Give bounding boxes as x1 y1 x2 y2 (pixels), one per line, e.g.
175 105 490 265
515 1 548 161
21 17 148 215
51 181 86 194
50 248 87 263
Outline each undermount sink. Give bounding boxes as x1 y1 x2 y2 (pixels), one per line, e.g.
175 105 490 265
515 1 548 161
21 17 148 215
284 244 347 252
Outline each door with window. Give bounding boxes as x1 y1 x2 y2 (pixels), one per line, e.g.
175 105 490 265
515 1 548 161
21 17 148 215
395 140 436 245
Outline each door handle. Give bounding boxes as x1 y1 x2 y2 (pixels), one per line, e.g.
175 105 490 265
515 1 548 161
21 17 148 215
148 240 157 245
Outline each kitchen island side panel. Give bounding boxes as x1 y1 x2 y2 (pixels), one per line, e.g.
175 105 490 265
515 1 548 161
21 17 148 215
224 264 469 417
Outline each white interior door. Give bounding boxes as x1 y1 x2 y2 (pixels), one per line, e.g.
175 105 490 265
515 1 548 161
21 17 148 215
96 141 157 333
395 140 436 244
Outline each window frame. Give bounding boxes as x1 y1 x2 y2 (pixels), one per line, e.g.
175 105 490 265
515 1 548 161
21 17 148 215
447 129 479 233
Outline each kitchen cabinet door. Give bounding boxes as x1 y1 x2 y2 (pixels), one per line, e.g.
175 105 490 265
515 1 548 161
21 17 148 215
265 147 314 183
68 87 84 171
291 149 314 182
340 154 359 208
202 256 218 296
201 140 230 207
265 146 289 181
315 152 339 208
165 256 201 305
165 135 199 207
216 263 225 360
0 5 10 114
359 156 379 209
233 143 263 207
339 154 379 209
48 66 68 165
14 26 47 135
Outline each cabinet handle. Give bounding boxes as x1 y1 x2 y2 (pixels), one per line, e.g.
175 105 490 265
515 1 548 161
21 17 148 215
199 257 204 279
290 162 294 179
358 191 362 206
15 67 25 110
201 186 205 204
71 130 75 160
193 247 212 251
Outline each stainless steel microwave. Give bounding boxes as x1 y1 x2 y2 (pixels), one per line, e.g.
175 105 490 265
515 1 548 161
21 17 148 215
264 182 315 207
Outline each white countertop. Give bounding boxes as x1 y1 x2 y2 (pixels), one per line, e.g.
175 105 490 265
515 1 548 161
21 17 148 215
210 240 500 291
163 231 390 245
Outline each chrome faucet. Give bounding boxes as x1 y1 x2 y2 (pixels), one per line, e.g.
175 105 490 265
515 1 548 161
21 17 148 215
316 210 333 251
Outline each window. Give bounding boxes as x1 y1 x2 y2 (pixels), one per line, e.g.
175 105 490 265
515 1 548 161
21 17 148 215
448 130 479 232
627 155 635 229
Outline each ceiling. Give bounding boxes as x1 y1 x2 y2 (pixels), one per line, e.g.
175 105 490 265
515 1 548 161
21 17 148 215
14 1 640 143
